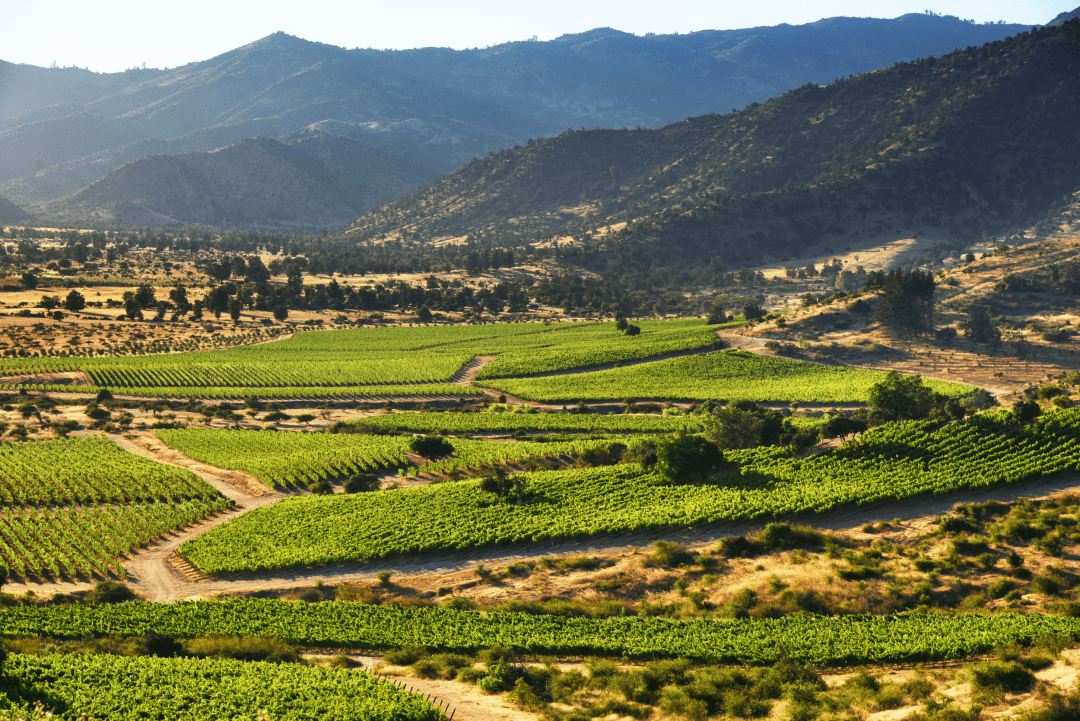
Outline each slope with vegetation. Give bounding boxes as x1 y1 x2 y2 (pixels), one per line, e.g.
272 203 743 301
344 21 1080 272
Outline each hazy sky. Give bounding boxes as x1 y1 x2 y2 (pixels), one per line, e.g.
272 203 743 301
1 0 1075 72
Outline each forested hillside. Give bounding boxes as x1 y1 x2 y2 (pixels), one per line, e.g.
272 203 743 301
343 21 1080 270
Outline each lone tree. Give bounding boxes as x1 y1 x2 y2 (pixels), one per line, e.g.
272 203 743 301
868 371 943 422
870 269 936 337
409 435 454 459
654 432 725 484
963 306 1001 349
822 414 869 442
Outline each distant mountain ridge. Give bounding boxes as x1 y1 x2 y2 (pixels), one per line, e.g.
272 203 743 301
0 14 1032 227
341 21 1080 270
1049 6 1080 25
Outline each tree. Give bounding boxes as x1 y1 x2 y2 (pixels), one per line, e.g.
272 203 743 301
1012 399 1041 424
228 298 243 322
168 283 191 316
272 304 289 322
821 415 868 442
409 435 455 459
872 269 936 337
935 327 957 346
742 302 764 321
962 306 1001 349
706 303 726 325
654 432 725 484
133 284 156 309
480 467 529 502
20 271 37 290
705 407 765 450
624 324 641 336
124 295 143 321
868 371 942 422
39 295 60 310
416 305 433 323
191 300 204 321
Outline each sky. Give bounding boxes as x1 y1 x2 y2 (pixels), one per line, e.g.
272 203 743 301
1 0 1075 73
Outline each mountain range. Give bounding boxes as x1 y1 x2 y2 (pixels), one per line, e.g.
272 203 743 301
341 19 1080 271
0 13 1033 229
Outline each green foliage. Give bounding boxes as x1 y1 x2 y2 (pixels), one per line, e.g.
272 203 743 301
0 653 443 720
362 411 692 434
485 350 973 404
868 371 944 422
654 432 725 483
408 435 455 459
8 600 1080 665
182 409 1080 574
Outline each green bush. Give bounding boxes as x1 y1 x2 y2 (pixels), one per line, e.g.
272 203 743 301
970 660 1035 694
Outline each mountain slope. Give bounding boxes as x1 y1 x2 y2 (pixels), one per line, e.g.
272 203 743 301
1049 6 1080 25
0 195 34 225
340 21 1080 269
33 133 437 229
0 14 1031 217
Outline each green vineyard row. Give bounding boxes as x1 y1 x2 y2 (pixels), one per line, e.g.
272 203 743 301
0 435 217 508
157 429 621 490
360 411 700 434
1 653 443 721
181 409 1080 573
0 600 1077 665
0 498 232 582
0 319 726 394
480 349 976 403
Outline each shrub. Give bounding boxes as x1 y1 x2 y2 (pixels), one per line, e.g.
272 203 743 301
85 581 138 604
376 570 393 587
343 473 380 493
1030 574 1064 596
644 541 694 568
970 660 1035 694
308 479 332 495
184 635 298 663
383 645 427 666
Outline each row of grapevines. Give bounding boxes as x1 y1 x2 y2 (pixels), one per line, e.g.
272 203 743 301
180 409 1080 573
1 599 1077 665
360 411 697 434
156 429 619 490
481 350 975 403
0 435 217 507
1 653 443 721
467 319 737 379
0 498 232 582
0 383 482 399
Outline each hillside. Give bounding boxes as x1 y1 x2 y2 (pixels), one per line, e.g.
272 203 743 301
32 133 436 229
1050 5 1080 24
341 21 1080 270
0 14 1030 224
0 194 34 225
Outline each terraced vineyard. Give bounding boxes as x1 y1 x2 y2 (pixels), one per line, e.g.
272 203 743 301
2 599 1078 665
157 428 619 489
362 411 700 434
180 409 1080 573
0 436 231 582
481 349 976 403
1 653 444 721
0 318 729 398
